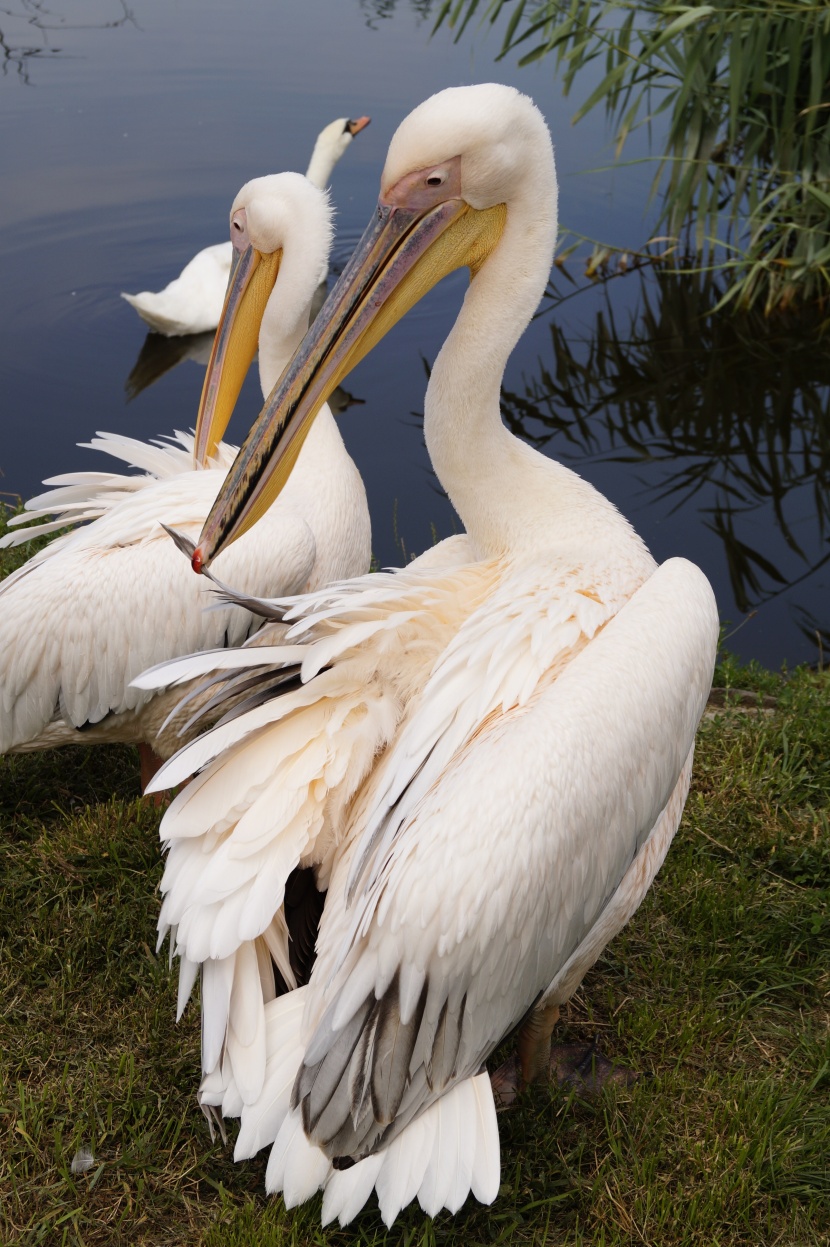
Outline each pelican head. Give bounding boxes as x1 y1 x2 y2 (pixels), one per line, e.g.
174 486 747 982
193 84 556 568
193 172 333 466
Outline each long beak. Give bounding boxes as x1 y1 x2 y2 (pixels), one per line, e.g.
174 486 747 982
192 195 506 569
192 244 282 466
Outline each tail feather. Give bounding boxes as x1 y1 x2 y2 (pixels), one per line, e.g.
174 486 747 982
198 1061 226 1107
321 1152 384 1226
445 1078 476 1215
418 1080 460 1216
176 954 200 1021
234 990 500 1226
470 1067 501 1204
198 1050 244 1120
234 1044 305 1160
265 1108 329 1204
201 954 235 1073
178 920 292 1120
283 1121 332 1209
234 992 308 1161
374 1111 431 1227
121 291 198 337
226 942 268 1105
222 1067 244 1118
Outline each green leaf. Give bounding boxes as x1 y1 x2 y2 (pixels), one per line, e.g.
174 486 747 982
805 183 830 212
642 5 715 58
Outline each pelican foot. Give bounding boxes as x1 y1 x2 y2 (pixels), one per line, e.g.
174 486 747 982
548 1041 639 1094
490 1054 522 1108
491 1042 638 1108
138 743 167 805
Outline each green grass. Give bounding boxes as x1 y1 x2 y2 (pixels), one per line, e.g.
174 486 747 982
1 521 829 1244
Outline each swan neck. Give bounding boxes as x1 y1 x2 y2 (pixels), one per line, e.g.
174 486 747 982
305 136 343 189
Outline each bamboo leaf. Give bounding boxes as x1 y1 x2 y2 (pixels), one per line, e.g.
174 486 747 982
443 0 830 312
805 183 830 212
572 61 632 124
641 6 715 59
503 0 528 49
454 0 482 42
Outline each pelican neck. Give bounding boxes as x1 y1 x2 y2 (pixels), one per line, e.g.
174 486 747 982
425 169 620 559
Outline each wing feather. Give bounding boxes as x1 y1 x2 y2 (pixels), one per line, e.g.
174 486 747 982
0 436 325 752
294 559 717 1163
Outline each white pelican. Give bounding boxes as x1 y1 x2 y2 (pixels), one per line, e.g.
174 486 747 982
137 84 718 1225
121 117 370 337
0 173 370 789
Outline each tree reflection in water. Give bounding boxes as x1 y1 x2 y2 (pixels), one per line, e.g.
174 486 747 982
498 269 830 652
359 0 435 28
0 0 135 83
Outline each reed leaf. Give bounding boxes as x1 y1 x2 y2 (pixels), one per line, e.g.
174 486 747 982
436 0 830 312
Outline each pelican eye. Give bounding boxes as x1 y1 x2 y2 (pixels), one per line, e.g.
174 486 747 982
426 171 446 187
230 208 249 249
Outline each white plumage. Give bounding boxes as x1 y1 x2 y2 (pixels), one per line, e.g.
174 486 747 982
0 173 370 775
138 85 718 1225
121 117 370 336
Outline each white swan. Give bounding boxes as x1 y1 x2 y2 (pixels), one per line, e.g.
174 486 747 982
138 85 718 1224
0 173 370 788
121 116 370 337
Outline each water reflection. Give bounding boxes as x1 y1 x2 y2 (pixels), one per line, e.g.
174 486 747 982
498 269 830 644
125 331 213 400
0 0 135 82
359 0 435 27
125 269 353 401
1 0 824 666
124 330 366 424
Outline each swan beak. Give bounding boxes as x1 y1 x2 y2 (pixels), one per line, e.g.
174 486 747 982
347 116 371 136
192 188 506 570
192 244 282 466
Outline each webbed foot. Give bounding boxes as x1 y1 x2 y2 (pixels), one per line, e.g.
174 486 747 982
549 1041 640 1093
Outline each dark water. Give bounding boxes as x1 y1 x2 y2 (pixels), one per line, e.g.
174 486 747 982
1 0 826 669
